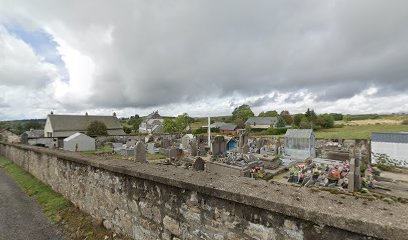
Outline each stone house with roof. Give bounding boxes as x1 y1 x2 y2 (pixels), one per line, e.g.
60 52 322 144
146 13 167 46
219 125 240 135
139 111 164 134
245 117 278 129
44 113 125 138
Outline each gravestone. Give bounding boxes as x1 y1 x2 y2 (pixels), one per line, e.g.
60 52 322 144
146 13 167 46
169 147 177 159
147 143 155 154
190 140 198 157
134 141 146 162
211 136 226 155
161 139 170 148
193 157 205 171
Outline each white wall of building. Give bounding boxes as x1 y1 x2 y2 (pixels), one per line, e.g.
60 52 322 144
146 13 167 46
44 117 53 137
63 133 95 152
371 141 408 167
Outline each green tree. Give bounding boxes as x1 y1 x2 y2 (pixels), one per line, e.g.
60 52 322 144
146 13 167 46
316 114 335 129
232 104 254 122
293 114 305 127
86 121 108 136
280 110 293 125
299 118 311 129
276 117 286 128
329 113 343 121
258 110 278 117
163 113 193 133
163 118 178 133
343 115 352 122
128 114 143 131
123 126 132 134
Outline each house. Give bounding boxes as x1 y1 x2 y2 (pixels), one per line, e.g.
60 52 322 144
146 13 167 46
284 129 316 160
63 133 96 152
245 117 278 129
139 111 164 134
202 122 229 129
219 125 240 135
20 129 58 148
44 113 125 138
371 132 408 167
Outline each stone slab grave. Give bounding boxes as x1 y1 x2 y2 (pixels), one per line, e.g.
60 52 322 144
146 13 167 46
134 141 146 163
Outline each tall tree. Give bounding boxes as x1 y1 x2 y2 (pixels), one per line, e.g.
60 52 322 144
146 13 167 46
258 110 278 117
232 104 254 128
232 104 254 121
280 110 293 125
276 117 286 128
293 114 305 127
86 121 108 136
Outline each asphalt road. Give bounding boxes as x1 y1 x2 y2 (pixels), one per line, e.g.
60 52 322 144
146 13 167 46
0 168 64 240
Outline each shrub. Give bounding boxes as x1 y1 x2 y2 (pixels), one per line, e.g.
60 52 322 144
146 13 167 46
402 119 408 125
266 128 288 135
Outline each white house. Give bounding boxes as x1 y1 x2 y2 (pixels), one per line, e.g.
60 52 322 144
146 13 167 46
44 113 125 138
371 132 408 168
63 133 95 152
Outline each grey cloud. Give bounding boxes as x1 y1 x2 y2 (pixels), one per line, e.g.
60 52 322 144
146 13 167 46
1 0 408 112
248 94 277 107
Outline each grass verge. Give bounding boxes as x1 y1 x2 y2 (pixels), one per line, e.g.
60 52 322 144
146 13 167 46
0 156 131 240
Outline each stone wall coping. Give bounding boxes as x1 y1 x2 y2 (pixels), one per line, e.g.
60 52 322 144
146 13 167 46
2 142 407 240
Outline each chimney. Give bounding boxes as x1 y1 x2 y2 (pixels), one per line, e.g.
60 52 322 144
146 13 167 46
85 112 88 116
113 112 117 117
50 111 54 115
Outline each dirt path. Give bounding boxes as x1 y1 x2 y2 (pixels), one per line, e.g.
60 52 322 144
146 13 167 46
0 168 64 240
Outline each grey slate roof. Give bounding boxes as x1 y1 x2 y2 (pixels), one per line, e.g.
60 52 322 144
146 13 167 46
285 129 314 138
371 132 408 143
219 125 237 131
24 129 44 138
48 115 124 134
245 117 278 126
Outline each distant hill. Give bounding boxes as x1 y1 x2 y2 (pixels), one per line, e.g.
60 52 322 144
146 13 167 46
0 119 45 135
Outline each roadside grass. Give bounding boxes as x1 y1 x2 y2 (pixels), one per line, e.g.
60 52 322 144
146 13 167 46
0 157 68 223
0 156 131 240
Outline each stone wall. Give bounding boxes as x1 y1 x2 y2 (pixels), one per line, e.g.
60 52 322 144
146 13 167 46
1 142 407 240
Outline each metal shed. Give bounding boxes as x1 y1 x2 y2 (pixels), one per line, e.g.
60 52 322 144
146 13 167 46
284 129 315 160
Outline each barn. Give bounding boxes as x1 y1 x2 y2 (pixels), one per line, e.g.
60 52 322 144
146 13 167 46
63 133 96 152
371 132 408 168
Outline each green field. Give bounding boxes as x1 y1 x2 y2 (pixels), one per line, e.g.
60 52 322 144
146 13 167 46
315 124 408 139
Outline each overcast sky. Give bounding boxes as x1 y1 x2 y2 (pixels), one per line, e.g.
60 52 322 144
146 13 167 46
1 1 408 120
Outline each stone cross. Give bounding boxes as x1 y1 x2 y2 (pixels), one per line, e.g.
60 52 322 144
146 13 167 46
190 140 198 157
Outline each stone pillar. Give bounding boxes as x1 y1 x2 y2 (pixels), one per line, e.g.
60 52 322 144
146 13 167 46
190 140 197 157
134 141 146 163
348 157 355 192
355 150 362 191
